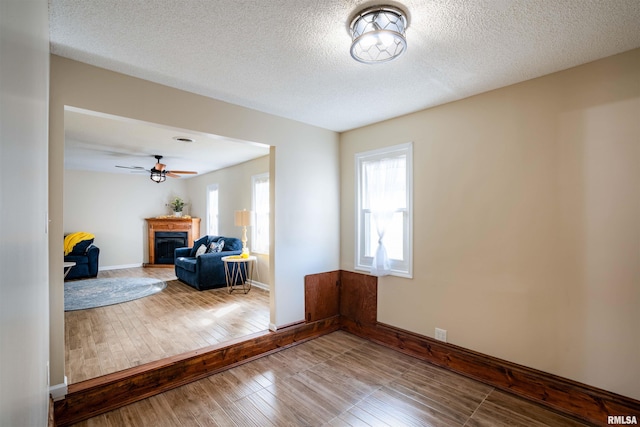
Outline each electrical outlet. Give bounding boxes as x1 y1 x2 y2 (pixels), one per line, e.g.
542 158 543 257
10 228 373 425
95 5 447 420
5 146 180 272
435 328 447 343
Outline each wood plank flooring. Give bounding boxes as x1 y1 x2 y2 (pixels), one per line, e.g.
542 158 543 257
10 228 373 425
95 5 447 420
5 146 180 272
65 267 270 384
69 331 590 427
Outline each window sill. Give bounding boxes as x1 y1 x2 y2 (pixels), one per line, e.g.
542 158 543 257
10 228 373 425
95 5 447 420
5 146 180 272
354 265 412 279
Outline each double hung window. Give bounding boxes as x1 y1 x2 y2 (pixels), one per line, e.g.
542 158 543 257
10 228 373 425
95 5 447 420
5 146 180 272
252 173 269 254
356 142 412 277
206 184 219 235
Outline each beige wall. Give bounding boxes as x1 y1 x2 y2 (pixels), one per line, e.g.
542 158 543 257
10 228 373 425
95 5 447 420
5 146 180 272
64 170 188 267
1 0 51 424
340 49 640 399
187 155 271 287
50 56 339 387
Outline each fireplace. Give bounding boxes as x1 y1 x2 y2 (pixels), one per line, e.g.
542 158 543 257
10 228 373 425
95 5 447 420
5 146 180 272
145 217 200 267
154 232 188 264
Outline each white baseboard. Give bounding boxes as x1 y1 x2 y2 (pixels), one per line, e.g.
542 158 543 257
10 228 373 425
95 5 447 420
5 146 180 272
49 376 68 401
249 279 270 291
99 263 143 271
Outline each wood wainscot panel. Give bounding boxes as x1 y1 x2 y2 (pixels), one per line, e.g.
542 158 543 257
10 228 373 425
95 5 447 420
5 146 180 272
54 317 340 427
304 270 377 325
339 270 377 326
304 270 340 322
48 397 55 427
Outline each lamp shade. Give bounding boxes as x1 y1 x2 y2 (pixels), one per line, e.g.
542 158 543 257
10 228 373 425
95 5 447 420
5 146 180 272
350 6 407 64
234 209 252 227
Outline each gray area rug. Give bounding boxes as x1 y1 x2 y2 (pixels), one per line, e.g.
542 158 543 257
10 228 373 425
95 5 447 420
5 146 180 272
64 277 167 311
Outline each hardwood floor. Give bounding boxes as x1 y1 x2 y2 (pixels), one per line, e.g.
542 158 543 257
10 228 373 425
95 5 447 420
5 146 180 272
65 267 270 384
69 331 590 427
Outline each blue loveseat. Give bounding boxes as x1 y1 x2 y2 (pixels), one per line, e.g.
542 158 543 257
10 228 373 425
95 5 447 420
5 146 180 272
174 235 243 290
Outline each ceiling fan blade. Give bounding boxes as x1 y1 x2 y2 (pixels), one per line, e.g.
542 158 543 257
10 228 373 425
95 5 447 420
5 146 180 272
119 155 197 181
167 170 197 174
116 165 145 170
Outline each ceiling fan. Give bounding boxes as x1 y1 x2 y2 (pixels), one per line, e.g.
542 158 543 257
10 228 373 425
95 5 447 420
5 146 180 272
116 155 197 183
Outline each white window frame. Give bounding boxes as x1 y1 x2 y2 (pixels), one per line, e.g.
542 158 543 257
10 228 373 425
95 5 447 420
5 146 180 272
355 142 413 278
206 183 219 236
251 173 270 254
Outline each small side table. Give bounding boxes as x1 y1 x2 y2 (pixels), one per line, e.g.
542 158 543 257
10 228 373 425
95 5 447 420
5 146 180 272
63 261 76 279
221 255 256 294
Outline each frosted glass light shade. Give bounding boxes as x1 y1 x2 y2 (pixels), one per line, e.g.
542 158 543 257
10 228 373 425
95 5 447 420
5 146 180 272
350 6 408 64
150 169 166 183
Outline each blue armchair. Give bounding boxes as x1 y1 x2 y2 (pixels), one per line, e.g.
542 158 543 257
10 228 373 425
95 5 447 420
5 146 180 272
64 237 100 281
174 235 243 290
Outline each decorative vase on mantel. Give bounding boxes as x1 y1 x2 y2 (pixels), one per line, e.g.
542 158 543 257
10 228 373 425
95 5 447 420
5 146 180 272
173 211 183 217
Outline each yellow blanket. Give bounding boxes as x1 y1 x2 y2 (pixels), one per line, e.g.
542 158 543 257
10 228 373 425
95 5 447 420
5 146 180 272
64 232 95 256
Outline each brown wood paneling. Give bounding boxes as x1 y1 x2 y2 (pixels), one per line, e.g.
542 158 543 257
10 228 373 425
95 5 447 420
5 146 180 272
339 270 377 326
54 317 340 427
304 271 340 322
341 318 640 427
48 397 55 427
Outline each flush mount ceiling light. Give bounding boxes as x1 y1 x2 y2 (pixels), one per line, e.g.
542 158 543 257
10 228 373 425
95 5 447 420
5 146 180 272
350 5 408 64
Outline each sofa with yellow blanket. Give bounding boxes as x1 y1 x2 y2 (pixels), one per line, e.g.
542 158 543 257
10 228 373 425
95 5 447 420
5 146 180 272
64 232 100 280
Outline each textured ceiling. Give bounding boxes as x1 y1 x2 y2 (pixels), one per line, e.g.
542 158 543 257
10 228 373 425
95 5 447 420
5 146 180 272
49 0 640 133
64 108 270 176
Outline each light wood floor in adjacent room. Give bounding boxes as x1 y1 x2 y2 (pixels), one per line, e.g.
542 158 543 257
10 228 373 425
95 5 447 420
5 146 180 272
65 267 270 384
70 331 589 427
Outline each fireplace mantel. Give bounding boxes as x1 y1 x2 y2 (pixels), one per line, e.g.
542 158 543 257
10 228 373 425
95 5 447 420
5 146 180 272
145 217 201 267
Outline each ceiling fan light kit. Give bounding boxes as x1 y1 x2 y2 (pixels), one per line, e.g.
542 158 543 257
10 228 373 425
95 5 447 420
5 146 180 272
350 5 408 64
117 154 197 184
150 169 166 183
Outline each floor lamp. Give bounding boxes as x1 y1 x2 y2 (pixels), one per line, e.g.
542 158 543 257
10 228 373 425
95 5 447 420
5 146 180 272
234 209 253 257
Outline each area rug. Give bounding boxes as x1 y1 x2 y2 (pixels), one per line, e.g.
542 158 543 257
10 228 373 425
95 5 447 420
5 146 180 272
64 277 167 311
